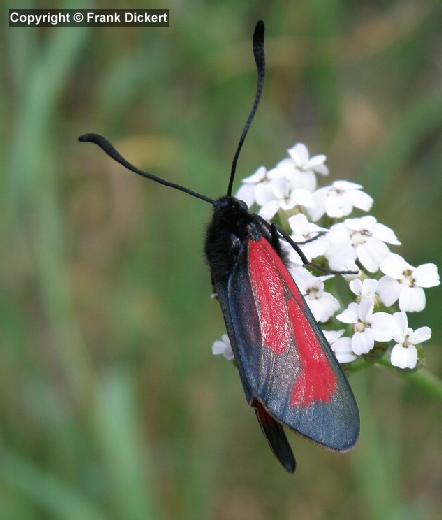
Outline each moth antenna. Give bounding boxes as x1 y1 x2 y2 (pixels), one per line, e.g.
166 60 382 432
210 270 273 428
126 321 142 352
78 133 215 205
227 20 265 196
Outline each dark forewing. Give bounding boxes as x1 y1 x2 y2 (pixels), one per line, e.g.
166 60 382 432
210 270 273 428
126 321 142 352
227 236 359 451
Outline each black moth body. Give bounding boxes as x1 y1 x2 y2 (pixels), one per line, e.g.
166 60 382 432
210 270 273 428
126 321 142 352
205 196 297 471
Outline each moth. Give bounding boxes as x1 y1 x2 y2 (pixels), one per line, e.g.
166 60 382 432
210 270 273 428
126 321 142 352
80 21 359 472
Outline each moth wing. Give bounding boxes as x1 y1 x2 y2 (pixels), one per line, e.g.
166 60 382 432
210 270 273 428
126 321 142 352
227 236 359 450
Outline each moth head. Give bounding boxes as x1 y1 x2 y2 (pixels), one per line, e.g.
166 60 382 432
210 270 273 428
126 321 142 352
214 196 249 214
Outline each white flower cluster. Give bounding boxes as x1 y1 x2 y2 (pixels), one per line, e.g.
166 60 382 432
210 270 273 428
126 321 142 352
212 143 439 370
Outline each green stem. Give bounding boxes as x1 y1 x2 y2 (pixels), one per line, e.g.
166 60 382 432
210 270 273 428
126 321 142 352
344 358 376 374
346 357 442 402
376 358 442 402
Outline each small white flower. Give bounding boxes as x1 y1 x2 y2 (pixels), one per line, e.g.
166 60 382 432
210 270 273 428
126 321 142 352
235 166 267 207
267 158 317 191
288 143 329 176
323 329 357 363
212 334 234 361
390 312 431 369
324 241 359 272
336 299 396 355
295 271 340 323
326 216 401 273
309 180 373 221
255 177 313 220
287 214 329 261
378 254 440 312
349 278 379 303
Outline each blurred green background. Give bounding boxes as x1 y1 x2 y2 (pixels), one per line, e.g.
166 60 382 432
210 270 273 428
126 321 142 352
1 1 441 519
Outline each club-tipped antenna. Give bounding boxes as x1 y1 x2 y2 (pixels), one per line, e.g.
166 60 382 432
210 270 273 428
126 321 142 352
226 20 265 197
78 133 214 205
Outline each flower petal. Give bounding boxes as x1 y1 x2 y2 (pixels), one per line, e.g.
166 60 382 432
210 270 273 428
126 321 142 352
310 293 340 323
300 235 329 261
377 276 401 307
212 340 226 355
328 222 351 242
268 163 288 180
290 265 313 285
333 180 362 190
391 344 417 369
326 242 358 272
398 286 426 312
372 222 401 245
288 168 317 190
294 269 319 294
312 163 329 176
393 311 408 333
350 189 373 212
307 299 324 322
305 154 326 168
357 298 373 321
288 213 310 234
242 166 267 184
336 302 359 324
271 177 290 199
345 215 376 231
370 312 396 342
380 253 411 279
332 337 357 363
323 329 345 343
255 182 276 206
258 200 280 220
413 263 440 288
409 326 431 345
236 184 256 207
325 191 353 218
362 278 379 297
288 143 309 166
212 334 234 361
352 329 374 355
308 194 326 221
357 240 390 272
288 189 314 208
349 278 363 296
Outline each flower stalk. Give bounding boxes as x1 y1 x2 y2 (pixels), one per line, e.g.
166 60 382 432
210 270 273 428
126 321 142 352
376 358 442 402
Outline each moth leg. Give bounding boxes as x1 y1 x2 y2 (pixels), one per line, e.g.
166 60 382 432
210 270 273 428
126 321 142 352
256 216 356 275
275 226 309 264
258 215 323 246
276 226 358 276
259 218 309 266
269 223 283 256
291 231 326 245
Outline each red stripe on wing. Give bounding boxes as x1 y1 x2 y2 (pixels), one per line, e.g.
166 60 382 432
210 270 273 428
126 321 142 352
248 238 336 408
287 298 336 407
249 239 292 355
